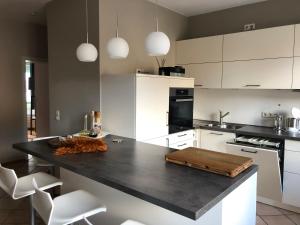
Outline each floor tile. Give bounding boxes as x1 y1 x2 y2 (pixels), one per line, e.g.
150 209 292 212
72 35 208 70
0 197 24 210
287 214 300 225
261 215 295 225
257 202 283 216
256 216 267 225
0 210 10 223
4 210 30 223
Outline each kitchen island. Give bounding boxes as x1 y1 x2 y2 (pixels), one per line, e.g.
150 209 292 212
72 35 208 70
13 135 257 225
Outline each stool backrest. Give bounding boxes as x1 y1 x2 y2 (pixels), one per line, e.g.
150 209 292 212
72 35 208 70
32 178 54 225
0 164 18 198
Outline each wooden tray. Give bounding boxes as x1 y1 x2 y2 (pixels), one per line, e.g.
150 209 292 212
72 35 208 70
165 147 253 178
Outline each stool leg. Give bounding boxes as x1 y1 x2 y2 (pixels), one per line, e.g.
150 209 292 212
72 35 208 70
29 195 36 225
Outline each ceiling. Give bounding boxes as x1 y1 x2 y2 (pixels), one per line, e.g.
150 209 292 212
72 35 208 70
0 0 51 25
149 0 268 17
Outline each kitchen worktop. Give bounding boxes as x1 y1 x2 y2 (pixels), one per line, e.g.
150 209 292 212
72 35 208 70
194 119 300 141
13 135 257 220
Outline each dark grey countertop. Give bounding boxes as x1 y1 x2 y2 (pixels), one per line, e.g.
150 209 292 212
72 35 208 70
13 135 257 220
194 119 300 141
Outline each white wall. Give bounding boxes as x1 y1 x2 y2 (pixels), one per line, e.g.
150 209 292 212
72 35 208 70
194 89 300 127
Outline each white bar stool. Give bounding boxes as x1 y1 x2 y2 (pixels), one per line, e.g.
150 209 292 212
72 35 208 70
0 164 62 225
121 220 146 225
32 178 107 225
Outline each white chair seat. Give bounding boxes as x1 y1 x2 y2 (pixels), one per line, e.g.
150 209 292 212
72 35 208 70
121 220 146 225
14 172 62 199
50 190 106 225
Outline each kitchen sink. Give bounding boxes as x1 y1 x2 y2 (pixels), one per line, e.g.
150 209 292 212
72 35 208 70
204 123 243 130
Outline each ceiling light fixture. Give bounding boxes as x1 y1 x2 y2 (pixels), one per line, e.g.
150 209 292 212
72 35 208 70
76 0 98 62
107 14 129 59
145 0 170 57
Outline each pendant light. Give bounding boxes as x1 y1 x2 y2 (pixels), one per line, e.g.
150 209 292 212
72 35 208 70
145 1 170 56
76 0 98 62
107 14 129 59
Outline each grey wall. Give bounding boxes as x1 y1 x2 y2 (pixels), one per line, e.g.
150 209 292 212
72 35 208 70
0 21 47 163
47 0 100 136
35 61 50 137
187 0 300 39
99 0 188 75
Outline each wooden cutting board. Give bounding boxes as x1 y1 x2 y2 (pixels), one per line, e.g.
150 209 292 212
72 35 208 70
165 147 253 178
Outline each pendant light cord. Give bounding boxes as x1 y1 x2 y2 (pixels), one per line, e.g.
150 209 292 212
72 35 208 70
155 0 159 32
116 13 119 38
85 0 89 43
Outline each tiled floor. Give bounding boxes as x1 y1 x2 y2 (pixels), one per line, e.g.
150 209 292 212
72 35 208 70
1 160 300 225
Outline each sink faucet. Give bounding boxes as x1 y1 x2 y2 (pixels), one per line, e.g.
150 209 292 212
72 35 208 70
219 110 230 125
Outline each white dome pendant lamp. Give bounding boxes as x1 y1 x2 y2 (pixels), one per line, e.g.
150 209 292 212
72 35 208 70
76 0 98 62
107 14 129 59
145 1 170 56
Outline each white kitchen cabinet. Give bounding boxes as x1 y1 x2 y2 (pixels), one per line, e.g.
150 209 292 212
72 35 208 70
145 136 169 147
185 63 222 88
226 143 282 201
136 75 169 141
176 35 223 65
199 129 235 153
294 24 300 56
169 77 194 88
223 25 294 61
283 172 300 208
144 130 195 150
102 74 194 141
283 140 300 207
292 57 300 89
222 58 293 89
168 130 194 145
169 139 194 150
284 150 300 174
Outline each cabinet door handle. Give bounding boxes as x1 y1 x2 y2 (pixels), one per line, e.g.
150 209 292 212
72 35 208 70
195 84 203 87
209 132 223 136
241 149 258 154
166 112 169 126
178 143 187 147
178 134 187 138
243 84 261 87
166 138 170 147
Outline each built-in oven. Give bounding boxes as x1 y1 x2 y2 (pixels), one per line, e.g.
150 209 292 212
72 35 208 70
226 135 284 202
168 88 194 134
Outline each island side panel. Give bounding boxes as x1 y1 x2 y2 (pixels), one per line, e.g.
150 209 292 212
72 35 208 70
222 173 257 225
60 168 257 225
60 168 222 225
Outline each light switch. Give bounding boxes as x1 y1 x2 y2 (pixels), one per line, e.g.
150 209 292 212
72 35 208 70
56 110 60 121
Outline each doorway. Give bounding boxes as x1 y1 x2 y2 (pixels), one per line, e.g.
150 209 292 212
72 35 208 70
24 59 49 141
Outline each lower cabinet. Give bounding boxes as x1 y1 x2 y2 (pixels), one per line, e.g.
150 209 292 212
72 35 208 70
283 140 300 207
283 172 300 207
144 130 195 150
199 129 235 153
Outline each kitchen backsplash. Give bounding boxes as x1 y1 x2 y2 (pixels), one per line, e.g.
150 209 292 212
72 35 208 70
194 89 300 127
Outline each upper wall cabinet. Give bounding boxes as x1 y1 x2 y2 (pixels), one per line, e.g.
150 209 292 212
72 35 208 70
294 24 300 56
223 58 293 89
223 25 294 61
185 63 222 88
176 35 223 65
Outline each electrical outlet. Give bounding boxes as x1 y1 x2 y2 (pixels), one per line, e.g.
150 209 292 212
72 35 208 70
56 110 60 121
244 23 256 31
261 112 276 118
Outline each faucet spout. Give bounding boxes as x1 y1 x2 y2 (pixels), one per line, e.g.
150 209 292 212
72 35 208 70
219 110 230 125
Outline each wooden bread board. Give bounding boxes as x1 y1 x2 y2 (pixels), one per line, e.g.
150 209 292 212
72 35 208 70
165 147 253 178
